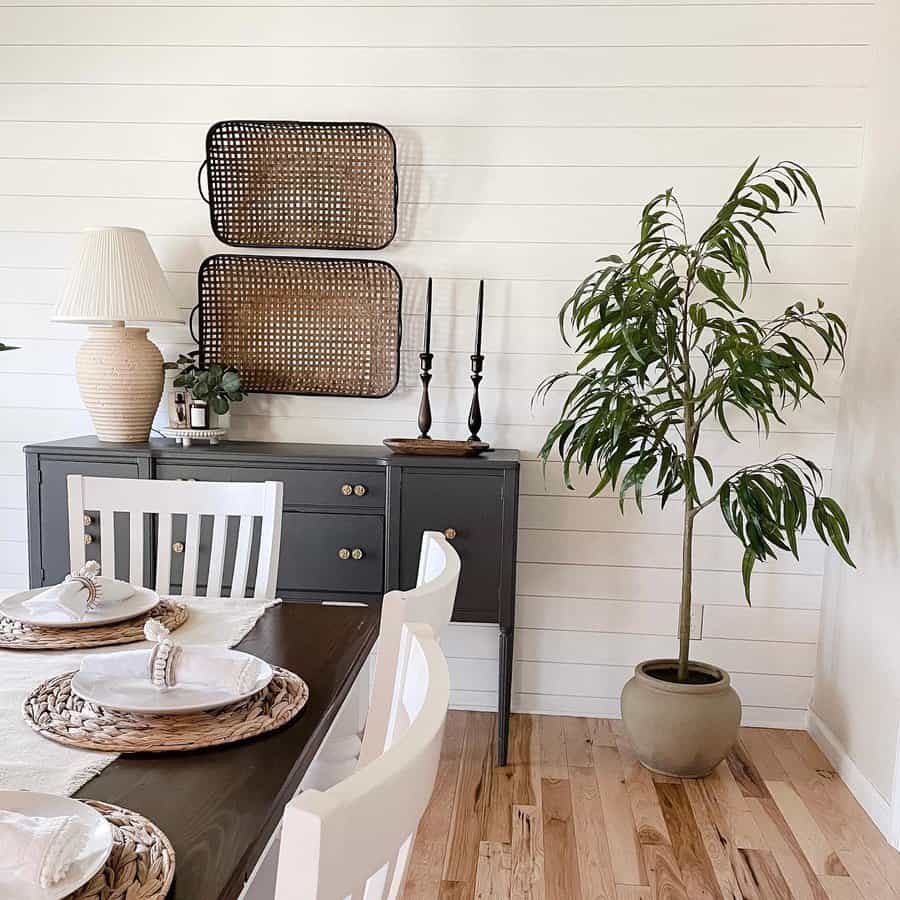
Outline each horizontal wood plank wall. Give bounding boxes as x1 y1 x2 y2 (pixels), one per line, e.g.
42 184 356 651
0 1 873 726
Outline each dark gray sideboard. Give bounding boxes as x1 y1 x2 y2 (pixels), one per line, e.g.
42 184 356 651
24 437 520 763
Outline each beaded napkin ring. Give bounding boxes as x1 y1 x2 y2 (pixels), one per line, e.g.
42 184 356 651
145 619 182 689
65 559 102 612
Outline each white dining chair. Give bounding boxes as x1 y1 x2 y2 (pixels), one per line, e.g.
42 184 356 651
358 530 460 767
274 622 450 900
66 474 283 599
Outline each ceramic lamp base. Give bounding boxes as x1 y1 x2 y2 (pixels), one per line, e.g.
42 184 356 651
75 323 164 442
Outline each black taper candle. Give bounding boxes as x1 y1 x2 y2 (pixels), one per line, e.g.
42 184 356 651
468 280 485 442
418 277 434 438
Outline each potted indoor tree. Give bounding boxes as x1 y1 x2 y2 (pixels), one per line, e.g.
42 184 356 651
536 160 854 776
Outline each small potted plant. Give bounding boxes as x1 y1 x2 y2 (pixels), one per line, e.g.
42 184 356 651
536 160 854 777
165 351 245 430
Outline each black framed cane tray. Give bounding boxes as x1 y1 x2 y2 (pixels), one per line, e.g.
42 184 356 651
197 254 402 398
201 120 398 250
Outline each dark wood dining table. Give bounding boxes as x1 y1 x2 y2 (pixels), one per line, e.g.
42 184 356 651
74 601 379 900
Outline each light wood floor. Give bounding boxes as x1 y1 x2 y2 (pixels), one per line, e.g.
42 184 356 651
401 711 900 900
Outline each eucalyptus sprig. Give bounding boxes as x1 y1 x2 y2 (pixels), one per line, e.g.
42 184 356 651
165 351 245 416
535 160 854 682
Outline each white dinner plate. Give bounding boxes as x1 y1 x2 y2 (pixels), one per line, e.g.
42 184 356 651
71 648 274 714
0 585 159 629
0 790 113 900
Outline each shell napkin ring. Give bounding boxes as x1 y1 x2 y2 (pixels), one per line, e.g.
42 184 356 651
145 619 183 689
65 559 102 612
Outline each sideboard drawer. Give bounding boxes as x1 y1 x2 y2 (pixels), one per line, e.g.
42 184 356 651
280 512 384 595
154 462 385 510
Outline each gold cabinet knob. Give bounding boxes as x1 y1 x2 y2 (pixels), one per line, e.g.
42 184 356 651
351 548 364 560
173 542 185 554
341 484 353 496
84 534 93 545
444 528 457 541
83 514 93 526
338 547 351 560
353 484 367 497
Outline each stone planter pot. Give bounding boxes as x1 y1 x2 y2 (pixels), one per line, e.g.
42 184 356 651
620 658 741 778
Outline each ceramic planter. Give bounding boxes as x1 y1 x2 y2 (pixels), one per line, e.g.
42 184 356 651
620 658 741 777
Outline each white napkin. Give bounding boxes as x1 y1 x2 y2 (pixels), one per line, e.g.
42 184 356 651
0 809 90 889
79 621 263 695
24 561 135 623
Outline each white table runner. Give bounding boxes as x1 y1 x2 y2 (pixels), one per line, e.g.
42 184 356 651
0 595 280 797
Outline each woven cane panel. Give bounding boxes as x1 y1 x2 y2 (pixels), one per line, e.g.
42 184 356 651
198 254 402 397
204 120 397 249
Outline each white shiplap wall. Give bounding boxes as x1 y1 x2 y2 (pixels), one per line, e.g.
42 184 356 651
0 1 873 727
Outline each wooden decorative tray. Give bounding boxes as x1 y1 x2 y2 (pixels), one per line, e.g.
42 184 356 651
383 438 490 457
201 120 398 250
198 254 402 397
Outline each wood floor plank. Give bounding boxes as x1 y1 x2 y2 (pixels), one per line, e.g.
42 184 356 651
790 732 835 774
404 709 467 899
683 777 744 900
541 778 583 900
445 712 496 890
615 887 652 900
737 848 794 900
766 731 862 854
508 714 540 808
766 780 848 877
740 728 788 781
819 875 866 900
726 741 769 800
475 842 513 900
439 881 472 900
654 781 724 900
539 716 568 781
643 843 688 900
593 746 648 886
708 761 767 849
837 849 897 900
563 716 594 769
615 735 670 846
592 720 618 748
486 763 516 844
511 805 545 900
569 765 617 900
746 796 830 900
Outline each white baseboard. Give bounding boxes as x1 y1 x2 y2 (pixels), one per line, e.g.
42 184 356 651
807 710 898 849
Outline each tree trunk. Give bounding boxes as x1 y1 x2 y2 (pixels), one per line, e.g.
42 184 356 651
678 497 694 682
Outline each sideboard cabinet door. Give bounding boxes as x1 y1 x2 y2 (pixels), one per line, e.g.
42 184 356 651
398 469 505 623
33 458 141 586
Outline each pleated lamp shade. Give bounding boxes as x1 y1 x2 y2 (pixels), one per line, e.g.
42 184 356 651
54 226 182 324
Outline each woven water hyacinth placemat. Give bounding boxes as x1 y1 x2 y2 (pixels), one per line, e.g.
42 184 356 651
24 667 309 753
0 600 188 651
68 801 175 900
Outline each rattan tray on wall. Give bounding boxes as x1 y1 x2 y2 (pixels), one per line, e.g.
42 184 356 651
201 120 398 250
197 254 402 398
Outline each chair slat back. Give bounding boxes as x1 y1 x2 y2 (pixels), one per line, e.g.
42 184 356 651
275 623 450 900
66 475 283 599
358 531 460 767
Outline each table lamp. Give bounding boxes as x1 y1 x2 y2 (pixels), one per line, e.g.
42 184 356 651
54 227 183 442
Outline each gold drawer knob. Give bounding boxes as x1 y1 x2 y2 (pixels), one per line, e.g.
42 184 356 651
84 534 93 545
341 484 353 496
83 514 93 526
351 547 364 560
338 547 351 560
173 542 185 554
444 528 457 541
353 484 367 497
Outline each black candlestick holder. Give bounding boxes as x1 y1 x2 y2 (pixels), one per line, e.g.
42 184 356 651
417 351 434 438
467 353 484 442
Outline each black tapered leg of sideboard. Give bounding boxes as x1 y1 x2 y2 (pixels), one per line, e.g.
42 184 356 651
498 625 514 766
